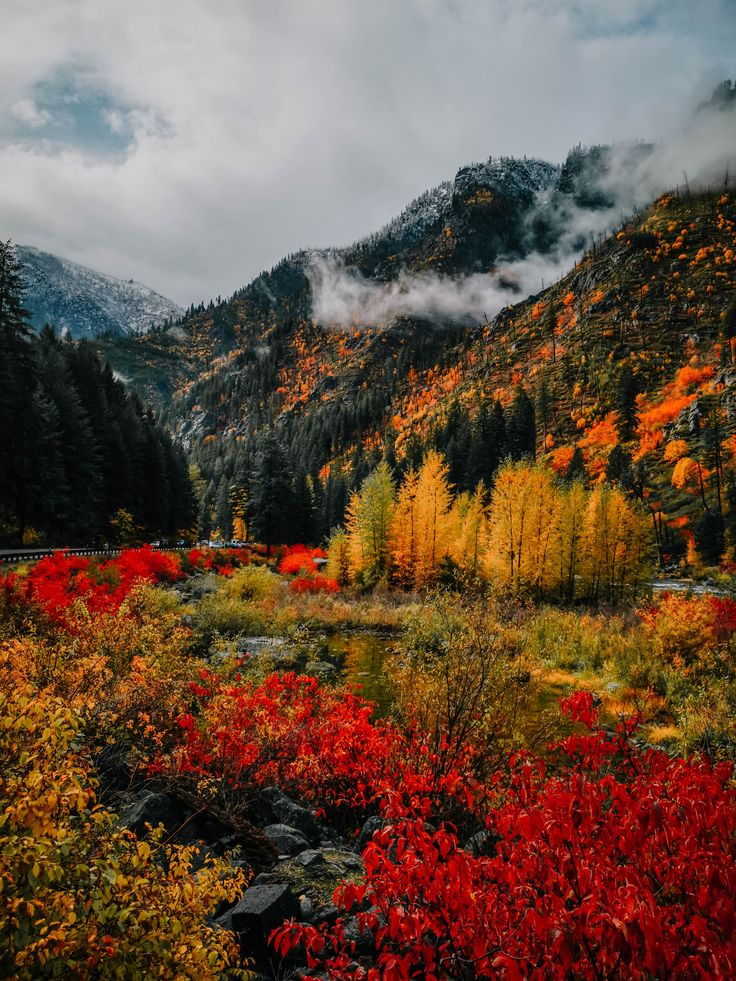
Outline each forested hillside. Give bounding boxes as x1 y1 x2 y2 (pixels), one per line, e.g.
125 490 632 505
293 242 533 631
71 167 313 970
94 173 735 567
0 242 195 546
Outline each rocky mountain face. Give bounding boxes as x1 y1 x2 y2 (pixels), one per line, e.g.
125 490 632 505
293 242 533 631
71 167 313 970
17 245 182 338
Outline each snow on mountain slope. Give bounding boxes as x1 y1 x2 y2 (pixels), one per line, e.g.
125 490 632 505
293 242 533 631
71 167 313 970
17 245 183 338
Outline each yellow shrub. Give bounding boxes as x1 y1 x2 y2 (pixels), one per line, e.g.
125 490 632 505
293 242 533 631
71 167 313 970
0 679 249 979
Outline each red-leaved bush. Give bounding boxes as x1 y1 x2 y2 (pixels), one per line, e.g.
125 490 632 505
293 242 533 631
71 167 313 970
278 545 328 577
271 691 736 979
289 575 340 594
0 547 183 627
185 547 253 575
154 671 465 817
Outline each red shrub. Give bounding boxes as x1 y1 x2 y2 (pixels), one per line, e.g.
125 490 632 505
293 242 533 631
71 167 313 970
185 547 252 575
0 547 183 628
153 671 470 820
278 545 328 576
289 575 340 594
273 691 736 979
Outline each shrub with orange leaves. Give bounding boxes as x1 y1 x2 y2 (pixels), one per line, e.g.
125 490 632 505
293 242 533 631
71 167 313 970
663 439 689 463
671 457 709 493
638 593 736 675
550 445 575 475
674 364 715 392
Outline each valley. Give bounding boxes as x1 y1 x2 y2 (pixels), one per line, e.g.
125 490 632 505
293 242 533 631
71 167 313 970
2 82 736 979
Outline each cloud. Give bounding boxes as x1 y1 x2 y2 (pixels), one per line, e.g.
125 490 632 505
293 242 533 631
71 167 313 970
309 253 568 328
0 0 733 305
10 99 51 129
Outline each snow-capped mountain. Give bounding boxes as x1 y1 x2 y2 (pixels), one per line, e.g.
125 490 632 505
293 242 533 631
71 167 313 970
17 245 183 338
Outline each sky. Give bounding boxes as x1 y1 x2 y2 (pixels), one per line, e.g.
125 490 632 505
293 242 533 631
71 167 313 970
0 0 734 306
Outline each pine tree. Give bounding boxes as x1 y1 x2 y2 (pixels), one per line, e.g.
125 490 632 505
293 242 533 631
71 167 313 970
248 431 294 553
506 388 536 461
617 366 640 440
290 468 315 543
0 241 36 539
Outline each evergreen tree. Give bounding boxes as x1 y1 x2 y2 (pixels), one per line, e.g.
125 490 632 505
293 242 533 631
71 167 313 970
617 366 640 440
290 468 315 543
0 241 37 539
506 388 536 461
605 444 634 491
565 446 587 484
248 431 294 552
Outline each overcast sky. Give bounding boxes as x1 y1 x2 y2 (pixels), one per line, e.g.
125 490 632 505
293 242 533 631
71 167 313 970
1 0 734 306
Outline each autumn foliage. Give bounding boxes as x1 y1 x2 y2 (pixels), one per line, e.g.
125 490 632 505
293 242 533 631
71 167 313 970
0 649 247 979
273 692 736 979
0 546 183 627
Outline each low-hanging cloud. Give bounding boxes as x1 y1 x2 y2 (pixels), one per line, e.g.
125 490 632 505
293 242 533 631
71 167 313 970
309 253 569 328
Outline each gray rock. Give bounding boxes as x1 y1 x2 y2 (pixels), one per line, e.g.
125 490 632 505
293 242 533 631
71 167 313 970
217 883 300 950
263 823 310 856
120 792 183 837
335 852 364 872
463 829 494 856
358 815 386 851
305 659 338 677
312 905 341 928
260 787 320 844
295 849 327 869
251 872 280 886
343 916 376 956
299 896 315 921
316 823 349 848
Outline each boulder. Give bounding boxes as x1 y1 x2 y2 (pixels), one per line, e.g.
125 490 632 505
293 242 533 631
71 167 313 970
260 787 320 844
263 823 310 856
342 916 376 956
218 883 300 951
251 872 280 887
120 792 185 837
305 660 338 679
312 905 341 928
463 829 495 857
358 815 386 851
295 849 327 870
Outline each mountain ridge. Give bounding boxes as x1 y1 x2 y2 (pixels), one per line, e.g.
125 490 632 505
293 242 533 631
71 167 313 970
17 244 183 339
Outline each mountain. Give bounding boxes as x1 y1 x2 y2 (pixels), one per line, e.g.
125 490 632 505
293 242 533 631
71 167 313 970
17 245 183 339
94 139 736 559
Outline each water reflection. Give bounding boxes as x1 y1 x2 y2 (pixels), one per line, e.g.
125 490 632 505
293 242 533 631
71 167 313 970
329 631 576 752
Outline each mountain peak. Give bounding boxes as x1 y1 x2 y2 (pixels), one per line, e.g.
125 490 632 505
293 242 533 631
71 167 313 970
16 244 183 339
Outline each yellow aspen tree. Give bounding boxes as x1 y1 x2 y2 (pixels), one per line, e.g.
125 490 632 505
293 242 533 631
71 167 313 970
557 481 587 601
487 461 536 592
413 450 455 588
325 527 351 586
522 465 562 593
580 484 613 602
450 483 489 580
581 485 651 602
614 493 652 601
391 468 419 588
345 462 396 585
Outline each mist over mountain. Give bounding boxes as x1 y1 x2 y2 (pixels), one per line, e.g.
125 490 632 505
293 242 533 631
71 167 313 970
16 245 182 339
308 89 736 331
